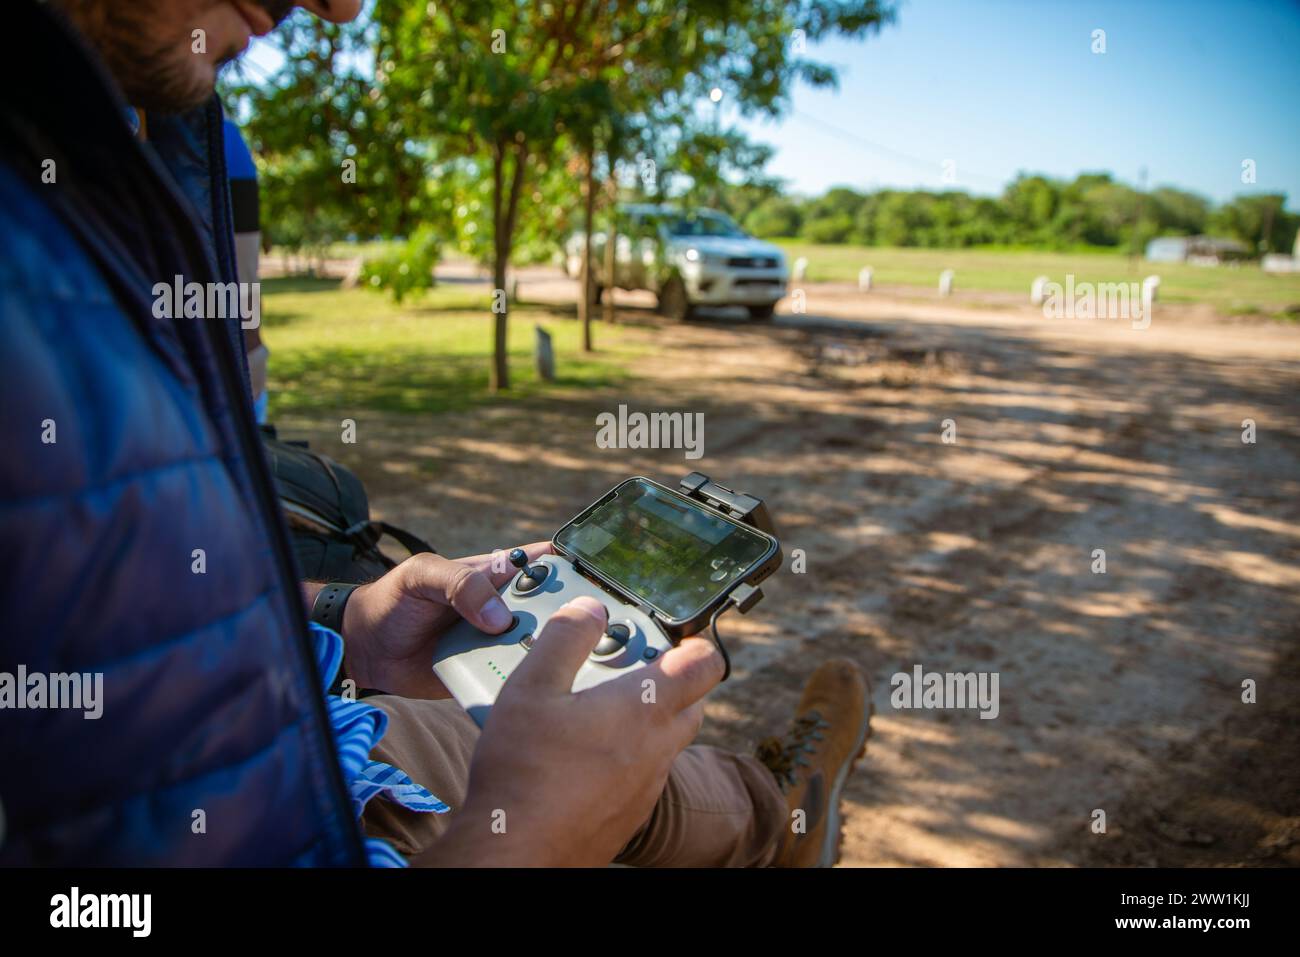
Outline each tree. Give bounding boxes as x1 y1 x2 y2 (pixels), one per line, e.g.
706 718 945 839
379 1 725 385
231 2 918 385
799 187 865 243
377 2 578 390
223 11 432 254
1003 174 1060 243
745 196 804 238
1209 193 1296 253
1149 187 1210 236
656 122 780 208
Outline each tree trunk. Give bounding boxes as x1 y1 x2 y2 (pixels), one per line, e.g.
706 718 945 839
603 157 618 326
489 141 528 392
491 251 509 392
579 145 596 352
489 142 509 392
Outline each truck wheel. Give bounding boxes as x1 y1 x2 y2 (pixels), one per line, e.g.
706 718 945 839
658 275 693 321
747 304 776 321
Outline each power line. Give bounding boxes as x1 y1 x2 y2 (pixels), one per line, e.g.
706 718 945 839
788 108 1008 190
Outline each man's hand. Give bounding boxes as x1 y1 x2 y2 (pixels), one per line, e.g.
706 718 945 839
418 596 725 867
337 543 552 698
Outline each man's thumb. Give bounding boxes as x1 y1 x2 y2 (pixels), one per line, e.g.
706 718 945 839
510 596 607 693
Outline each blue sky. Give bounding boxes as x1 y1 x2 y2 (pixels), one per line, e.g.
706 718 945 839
241 0 1299 208
733 0 1300 206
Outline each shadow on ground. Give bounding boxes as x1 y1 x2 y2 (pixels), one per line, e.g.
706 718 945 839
272 302 1300 866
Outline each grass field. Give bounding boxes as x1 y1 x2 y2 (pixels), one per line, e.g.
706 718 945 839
774 241 1300 317
260 277 639 418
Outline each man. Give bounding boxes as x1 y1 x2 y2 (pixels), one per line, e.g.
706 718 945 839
0 0 870 867
223 116 270 421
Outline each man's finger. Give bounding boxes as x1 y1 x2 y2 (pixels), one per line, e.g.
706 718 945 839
509 596 607 693
402 553 514 634
633 636 725 715
671 699 707 751
456 542 555 588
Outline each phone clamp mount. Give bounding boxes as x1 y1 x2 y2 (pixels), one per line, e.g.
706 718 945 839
678 471 777 536
430 473 778 726
677 472 776 680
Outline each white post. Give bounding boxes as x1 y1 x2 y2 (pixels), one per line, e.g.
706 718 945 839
1141 275 1160 320
535 324 555 382
939 269 954 297
792 257 808 282
858 266 873 292
1031 275 1049 306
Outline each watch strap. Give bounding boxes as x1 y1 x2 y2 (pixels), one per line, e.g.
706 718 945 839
310 582 361 696
310 581 361 635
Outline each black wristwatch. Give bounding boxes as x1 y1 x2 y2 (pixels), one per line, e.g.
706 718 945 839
310 582 362 695
310 581 361 634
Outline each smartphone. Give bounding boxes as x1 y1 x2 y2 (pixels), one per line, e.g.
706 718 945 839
552 476 782 638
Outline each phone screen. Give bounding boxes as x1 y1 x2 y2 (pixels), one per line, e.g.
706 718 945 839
554 479 776 622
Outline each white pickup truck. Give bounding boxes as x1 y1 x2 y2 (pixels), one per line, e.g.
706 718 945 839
564 204 789 321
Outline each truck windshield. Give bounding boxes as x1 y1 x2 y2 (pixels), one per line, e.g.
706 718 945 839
665 212 746 238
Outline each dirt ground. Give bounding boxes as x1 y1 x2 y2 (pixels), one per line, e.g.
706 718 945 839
278 267 1300 867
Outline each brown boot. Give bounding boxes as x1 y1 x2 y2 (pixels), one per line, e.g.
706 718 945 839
756 659 872 867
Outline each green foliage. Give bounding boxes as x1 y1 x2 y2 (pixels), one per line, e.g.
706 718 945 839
222 12 433 251
226 1 900 260
428 156 578 269
226 0 904 390
359 225 442 303
796 187 863 243
1208 193 1295 253
1149 187 1210 236
765 173 1296 254
745 196 804 238
659 125 781 208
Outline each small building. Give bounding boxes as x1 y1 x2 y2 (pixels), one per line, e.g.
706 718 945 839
1145 235 1251 264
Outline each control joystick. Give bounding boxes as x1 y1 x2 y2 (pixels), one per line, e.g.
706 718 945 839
592 622 631 657
509 547 549 592
433 551 676 728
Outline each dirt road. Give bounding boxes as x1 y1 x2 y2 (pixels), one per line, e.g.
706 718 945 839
282 269 1300 866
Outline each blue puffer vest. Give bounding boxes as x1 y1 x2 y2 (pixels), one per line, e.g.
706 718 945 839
0 1 364 865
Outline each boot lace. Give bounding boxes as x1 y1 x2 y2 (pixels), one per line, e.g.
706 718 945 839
756 710 828 791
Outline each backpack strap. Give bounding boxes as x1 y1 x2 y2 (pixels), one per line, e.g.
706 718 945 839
374 521 435 557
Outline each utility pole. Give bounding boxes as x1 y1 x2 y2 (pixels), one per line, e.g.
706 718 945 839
1260 198 1277 254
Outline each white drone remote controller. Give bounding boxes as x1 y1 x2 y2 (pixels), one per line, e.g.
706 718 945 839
431 549 673 727
432 474 781 728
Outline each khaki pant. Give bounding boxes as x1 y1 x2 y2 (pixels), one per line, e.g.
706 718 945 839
362 695 788 867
